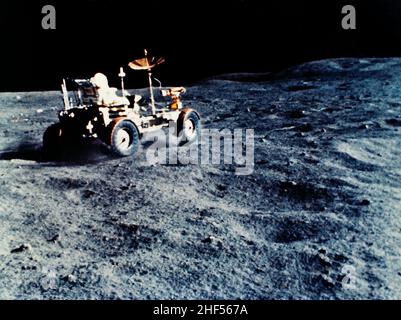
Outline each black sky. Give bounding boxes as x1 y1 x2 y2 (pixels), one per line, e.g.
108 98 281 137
1 0 401 91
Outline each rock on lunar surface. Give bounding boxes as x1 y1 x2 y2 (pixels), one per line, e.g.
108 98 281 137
0 58 401 299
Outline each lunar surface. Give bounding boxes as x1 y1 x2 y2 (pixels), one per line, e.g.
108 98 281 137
0 58 401 299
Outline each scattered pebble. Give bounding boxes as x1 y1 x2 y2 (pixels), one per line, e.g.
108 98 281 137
297 123 313 132
120 183 135 191
317 253 332 267
47 234 59 242
307 140 318 148
280 181 298 191
201 236 213 244
333 253 348 263
199 209 212 217
216 184 228 191
246 240 255 246
66 274 77 284
288 109 307 119
61 274 77 284
319 274 335 288
11 243 31 253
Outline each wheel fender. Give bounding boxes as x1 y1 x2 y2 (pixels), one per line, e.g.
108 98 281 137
178 108 200 123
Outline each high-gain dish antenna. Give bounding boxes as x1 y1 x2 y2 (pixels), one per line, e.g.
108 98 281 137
129 49 165 115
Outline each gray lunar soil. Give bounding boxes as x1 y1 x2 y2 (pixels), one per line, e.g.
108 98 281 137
0 58 401 299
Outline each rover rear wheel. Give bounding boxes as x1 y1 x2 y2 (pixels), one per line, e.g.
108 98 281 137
43 123 64 154
109 120 139 157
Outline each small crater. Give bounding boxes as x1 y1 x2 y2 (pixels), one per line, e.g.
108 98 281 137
278 181 333 203
45 177 88 190
273 215 343 243
385 118 401 127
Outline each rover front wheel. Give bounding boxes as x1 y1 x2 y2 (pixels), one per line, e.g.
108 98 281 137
177 110 201 146
109 120 139 157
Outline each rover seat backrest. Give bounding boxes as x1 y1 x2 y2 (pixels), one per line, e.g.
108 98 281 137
74 79 99 106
